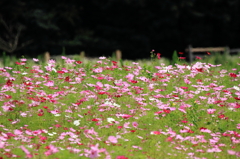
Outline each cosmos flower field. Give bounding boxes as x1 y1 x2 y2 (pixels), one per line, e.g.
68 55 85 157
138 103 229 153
0 56 240 159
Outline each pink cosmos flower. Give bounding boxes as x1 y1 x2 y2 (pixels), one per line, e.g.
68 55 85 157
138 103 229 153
20 145 33 158
166 137 173 142
125 73 134 80
88 144 100 159
9 119 19 125
151 131 161 135
237 124 240 129
61 56 67 59
14 129 23 135
200 127 211 133
207 109 216 114
121 114 132 119
116 155 128 159
207 147 222 152
44 81 54 87
184 78 191 84
228 150 236 155
132 145 142 150
108 136 118 143
123 122 130 128
20 58 27 62
132 122 138 128
2 105 12 112
93 68 103 73
44 144 59 156
178 108 186 113
33 58 39 62
0 142 5 148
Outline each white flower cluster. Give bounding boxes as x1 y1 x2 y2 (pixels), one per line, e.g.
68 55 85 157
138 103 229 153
104 99 121 107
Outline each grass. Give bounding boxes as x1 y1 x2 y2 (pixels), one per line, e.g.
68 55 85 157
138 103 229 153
0 52 239 159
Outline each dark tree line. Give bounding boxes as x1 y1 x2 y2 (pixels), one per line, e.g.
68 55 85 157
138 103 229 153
0 0 239 59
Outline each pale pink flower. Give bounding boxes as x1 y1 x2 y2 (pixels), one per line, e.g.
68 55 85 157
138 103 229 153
199 96 207 100
2 105 11 112
123 122 130 128
86 127 98 136
200 128 211 133
88 144 100 159
11 119 20 124
44 144 59 156
33 58 39 62
14 129 23 135
137 135 143 139
108 136 118 143
44 81 54 87
125 73 134 80
178 108 186 113
50 110 59 115
132 145 142 150
228 150 236 155
20 58 27 62
207 147 222 152
99 56 106 59
20 145 33 158
0 142 5 148
93 68 103 73
61 56 67 59
187 153 194 156
237 124 240 129
65 58 75 64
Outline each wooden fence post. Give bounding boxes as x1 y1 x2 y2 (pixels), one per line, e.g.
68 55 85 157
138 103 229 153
44 51 50 63
116 49 122 61
80 51 85 59
225 46 230 56
188 45 193 63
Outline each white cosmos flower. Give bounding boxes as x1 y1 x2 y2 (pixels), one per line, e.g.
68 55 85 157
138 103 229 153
52 68 57 72
107 118 115 123
233 86 240 91
48 132 56 136
54 114 61 117
104 99 121 107
73 120 80 126
48 133 53 136
104 101 112 105
149 97 155 101
113 103 121 107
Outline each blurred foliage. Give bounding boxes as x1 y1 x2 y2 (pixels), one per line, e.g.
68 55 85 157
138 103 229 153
0 0 239 59
171 50 179 65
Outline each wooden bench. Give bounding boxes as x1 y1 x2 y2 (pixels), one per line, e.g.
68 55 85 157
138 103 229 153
185 45 230 63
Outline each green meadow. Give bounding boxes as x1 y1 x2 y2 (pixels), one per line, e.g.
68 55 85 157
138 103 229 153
0 52 239 159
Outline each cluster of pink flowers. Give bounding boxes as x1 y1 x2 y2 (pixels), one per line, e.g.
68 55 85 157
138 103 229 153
0 56 239 158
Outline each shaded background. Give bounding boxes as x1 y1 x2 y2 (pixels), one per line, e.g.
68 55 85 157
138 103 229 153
0 0 239 60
